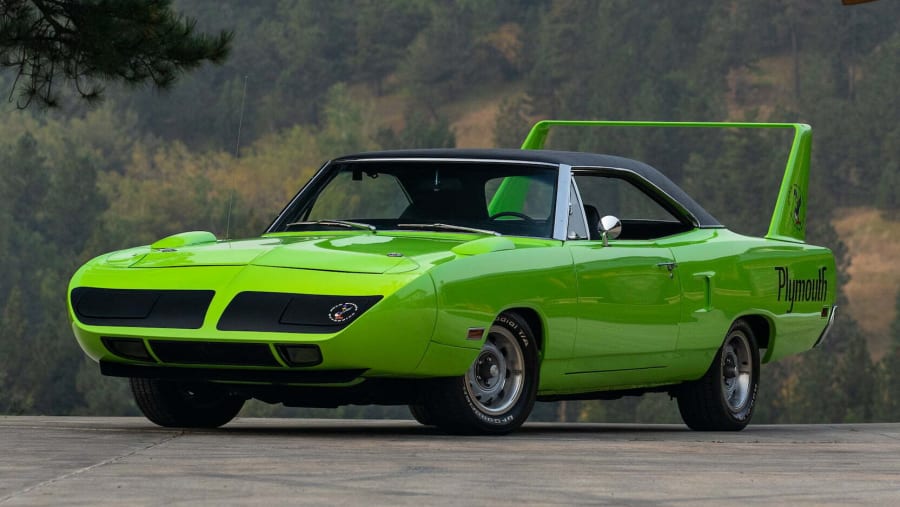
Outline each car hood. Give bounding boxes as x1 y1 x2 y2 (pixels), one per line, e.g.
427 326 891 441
121 233 481 274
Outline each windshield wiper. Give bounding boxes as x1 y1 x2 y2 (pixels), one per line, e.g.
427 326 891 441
285 220 376 232
397 223 500 236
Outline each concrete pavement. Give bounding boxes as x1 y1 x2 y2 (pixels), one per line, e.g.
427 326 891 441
1 417 898 505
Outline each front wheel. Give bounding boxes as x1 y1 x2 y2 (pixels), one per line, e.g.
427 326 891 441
130 378 245 428
676 321 760 431
408 403 435 426
425 312 539 435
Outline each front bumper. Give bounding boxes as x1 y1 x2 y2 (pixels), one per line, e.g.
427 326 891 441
69 264 479 380
99 361 366 383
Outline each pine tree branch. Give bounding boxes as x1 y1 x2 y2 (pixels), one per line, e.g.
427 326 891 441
0 0 233 108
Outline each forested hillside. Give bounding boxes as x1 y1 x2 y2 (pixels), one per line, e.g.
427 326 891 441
1 0 899 422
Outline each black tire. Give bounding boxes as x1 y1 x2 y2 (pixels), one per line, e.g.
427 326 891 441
408 404 435 426
676 321 760 431
130 378 245 428
425 312 539 435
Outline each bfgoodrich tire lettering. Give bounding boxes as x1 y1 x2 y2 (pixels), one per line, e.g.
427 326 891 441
426 312 539 435
130 378 245 428
676 320 760 431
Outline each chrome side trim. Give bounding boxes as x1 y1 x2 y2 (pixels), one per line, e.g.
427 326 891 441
339 157 559 167
569 179 590 240
552 164 573 241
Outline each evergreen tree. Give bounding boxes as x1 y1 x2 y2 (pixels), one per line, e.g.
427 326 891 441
0 0 232 107
493 94 533 148
352 0 428 95
0 286 30 413
0 0 898 420
399 1 478 117
376 109 456 150
875 290 900 421
0 128 111 414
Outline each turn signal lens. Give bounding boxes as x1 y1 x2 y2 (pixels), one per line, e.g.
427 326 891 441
102 337 154 362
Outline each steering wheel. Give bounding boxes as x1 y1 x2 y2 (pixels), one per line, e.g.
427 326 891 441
490 211 535 222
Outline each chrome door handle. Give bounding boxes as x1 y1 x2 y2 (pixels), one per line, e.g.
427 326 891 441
656 262 678 278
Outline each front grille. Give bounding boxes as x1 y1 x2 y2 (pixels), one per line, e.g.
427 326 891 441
217 292 382 333
149 340 280 367
71 288 214 329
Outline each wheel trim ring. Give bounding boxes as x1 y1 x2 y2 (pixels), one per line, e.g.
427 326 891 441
465 326 525 416
721 331 753 413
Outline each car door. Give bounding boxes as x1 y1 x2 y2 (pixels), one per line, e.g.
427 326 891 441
565 171 689 386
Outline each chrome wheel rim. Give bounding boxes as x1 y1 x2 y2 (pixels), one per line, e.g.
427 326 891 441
721 331 753 413
465 326 525 416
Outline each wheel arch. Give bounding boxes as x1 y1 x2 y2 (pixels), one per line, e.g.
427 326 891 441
735 314 772 353
501 307 544 355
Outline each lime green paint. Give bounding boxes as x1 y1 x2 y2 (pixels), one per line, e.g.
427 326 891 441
450 236 515 256
69 126 834 404
71 260 438 376
767 124 812 243
413 341 485 377
70 225 834 395
150 230 217 250
566 243 681 372
521 120 813 242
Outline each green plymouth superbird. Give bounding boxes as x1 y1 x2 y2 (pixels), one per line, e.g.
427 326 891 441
68 121 836 434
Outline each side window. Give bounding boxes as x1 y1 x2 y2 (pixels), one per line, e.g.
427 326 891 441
308 171 410 220
567 183 589 240
574 173 689 240
485 174 555 220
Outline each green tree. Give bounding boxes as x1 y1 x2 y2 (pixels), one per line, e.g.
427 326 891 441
376 109 456 150
0 133 50 297
351 0 428 95
0 0 232 107
875 290 900 421
680 125 788 237
73 359 137 416
757 215 875 424
0 131 96 414
0 286 30 413
399 1 478 117
316 82 378 156
493 94 533 148
258 1 356 126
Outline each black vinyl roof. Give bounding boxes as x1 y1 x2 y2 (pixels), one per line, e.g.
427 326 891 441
334 148 721 227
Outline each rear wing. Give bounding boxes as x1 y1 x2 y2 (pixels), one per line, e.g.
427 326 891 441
521 120 812 243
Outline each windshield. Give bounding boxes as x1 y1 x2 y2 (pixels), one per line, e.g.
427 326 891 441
269 160 559 238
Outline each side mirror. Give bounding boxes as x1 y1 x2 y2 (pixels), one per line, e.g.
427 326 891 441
599 215 621 246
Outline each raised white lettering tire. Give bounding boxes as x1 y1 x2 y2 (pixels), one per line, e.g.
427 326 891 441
426 312 539 435
676 320 760 431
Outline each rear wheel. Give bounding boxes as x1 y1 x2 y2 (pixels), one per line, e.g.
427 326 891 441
130 378 245 428
676 321 760 431
426 312 539 435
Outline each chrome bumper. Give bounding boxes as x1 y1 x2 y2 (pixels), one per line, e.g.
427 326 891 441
813 305 837 348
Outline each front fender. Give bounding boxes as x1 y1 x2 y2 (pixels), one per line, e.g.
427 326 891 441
428 246 576 362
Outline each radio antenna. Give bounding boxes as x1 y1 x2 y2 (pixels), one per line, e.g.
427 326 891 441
225 75 249 240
